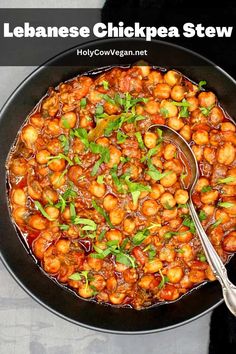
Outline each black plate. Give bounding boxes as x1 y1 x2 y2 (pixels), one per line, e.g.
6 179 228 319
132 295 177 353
1 39 236 334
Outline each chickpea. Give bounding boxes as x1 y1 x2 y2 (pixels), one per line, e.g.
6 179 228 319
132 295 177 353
192 145 203 161
109 292 126 305
217 142 235 165
171 85 185 101
186 97 199 112
163 143 177 160
46 119 61 136
104 101 119 115
107 146 121 168
208 107 224 127
103 194 118 211
221 122 236 132
178 244 194 261
96 137 110 147
123 218 136 234
144 100 159 114
28 214 47 230
174 189 189 204
60 112 77 129
11 158 28 176
33 233 52 259
123 268 138 284
177 227 193 243
12 206 27 225
159 284 179 301
154 83 171 99
198 91 216 108
215 209 230 223
106 276 117 292
44 206 60 220
106 229 123 244
195 177 209 193
163 208 178 220
36 150 51 164
201 190 219 204
189 269 205 283
180 125 191 141
28 180 42 200
160 170 177 187
225 167 236 186
138 65 151 77
164 70 181 86
151 156 163 169
144 131 157 149
89 181 106 198
87 256 103 271
225 200 236 216
78 284 94 298
159 247 176 262
150 184 165 199
141 199 159 216
68 165 83 184
139 275 156 290
160 192 176 209
55 239 70 254
163 159 182 175
144 259 163 273
21 125 38 148
48 158 66 172
205 265 216 281
44 256 61 274
42 187 58 204
50 171 66 188
30 113 44 128
109 208 125 225
167 266 184 284
192 130 209 145
160 100 178 118
222 232 236 252
167 117 184 131
47 138 62 155
203 147 216 165
12 188 26 206
90 274 106 291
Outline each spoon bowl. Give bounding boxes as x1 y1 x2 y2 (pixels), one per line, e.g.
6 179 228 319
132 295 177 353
148 124 236 316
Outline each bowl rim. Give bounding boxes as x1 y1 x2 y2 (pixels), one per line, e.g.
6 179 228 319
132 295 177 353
1 37 235 334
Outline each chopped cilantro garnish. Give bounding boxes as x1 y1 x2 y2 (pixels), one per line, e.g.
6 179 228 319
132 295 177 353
34 201 55 221
132 228 150 246
135 132 145 150
198 81 207 91
201 185 212 193
80 98 87 108
199 210 207 221
117 130 128 144
218 202 234 208
91 199 113 228
217 176 236 184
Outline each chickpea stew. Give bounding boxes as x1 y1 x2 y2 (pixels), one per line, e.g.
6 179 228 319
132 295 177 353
6 65 236 309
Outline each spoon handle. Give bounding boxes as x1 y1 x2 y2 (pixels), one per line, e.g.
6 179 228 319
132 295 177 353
189 199 236 316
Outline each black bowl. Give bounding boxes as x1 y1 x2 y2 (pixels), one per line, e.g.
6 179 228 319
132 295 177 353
1 39 236 334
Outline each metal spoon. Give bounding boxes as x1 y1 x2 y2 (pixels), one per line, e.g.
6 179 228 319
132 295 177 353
148 124 236 316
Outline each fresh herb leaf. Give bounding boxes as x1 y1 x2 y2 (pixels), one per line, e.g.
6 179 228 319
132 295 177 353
217 176 236 184
201 185 212 193
147 165 171 181
74 155 82 165
197 252 207 262
158 270 169 289
110 165 124 193
98 229 106 241
124 175 151 205
172 100 190 107
59 224 69 231
198 81 207 90
91 199 113 228
70 202 76 222
102 80 109 90
200 104 214 116
73 216 97 231
48 153 74 166
211 218 222 229
90 142 110 176
59 135 70 154
199 210 207 221
102 94 116 105
80 98 87 108
163 231 178 240
71 128 89 149
218 202 234 208
175 248 185 254
132 228 150 246
182 215 196 234
135 132 145 150
117 130 128 144
34 201 55 221
61 116 70 129
160 108 169 117
97 175 105 184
